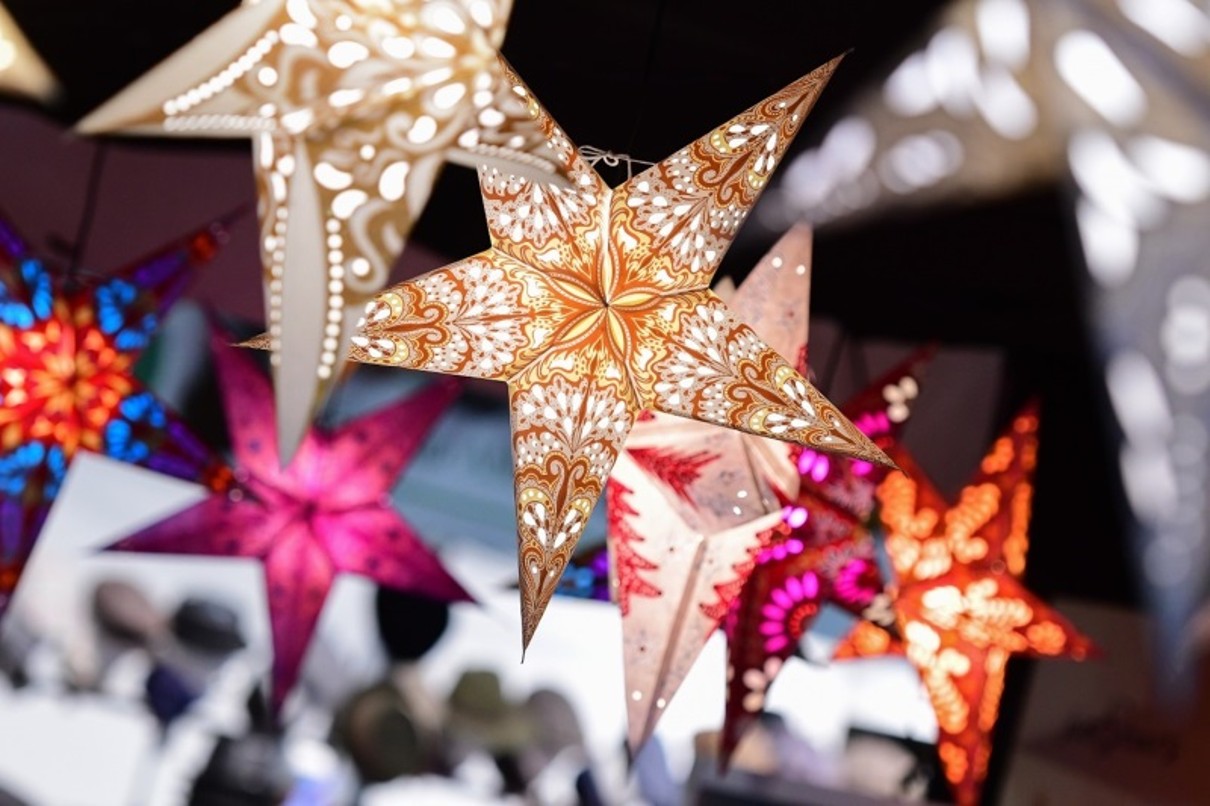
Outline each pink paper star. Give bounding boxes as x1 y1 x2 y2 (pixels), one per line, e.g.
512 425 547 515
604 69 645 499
109 332 471 711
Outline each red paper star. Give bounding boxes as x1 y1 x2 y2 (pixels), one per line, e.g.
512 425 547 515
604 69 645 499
109 334 471 711
836 403 1094 805
720 349 933 768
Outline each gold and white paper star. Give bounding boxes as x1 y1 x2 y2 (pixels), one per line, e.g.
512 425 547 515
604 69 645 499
80 0 547 457
345 56 892 651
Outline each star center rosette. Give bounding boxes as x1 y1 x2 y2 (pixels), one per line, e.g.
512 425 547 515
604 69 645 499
835 403 1095 805
107 330 472 713
0 210 231 614
79 0 552 459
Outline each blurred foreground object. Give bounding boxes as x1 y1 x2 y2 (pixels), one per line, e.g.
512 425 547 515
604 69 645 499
771 0 1210 681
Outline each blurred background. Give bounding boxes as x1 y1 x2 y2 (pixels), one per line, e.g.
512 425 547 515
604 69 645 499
0 0 1208 803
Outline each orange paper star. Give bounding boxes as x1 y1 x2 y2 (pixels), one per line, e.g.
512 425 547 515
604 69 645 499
837 404 1093 805
346 56 891 650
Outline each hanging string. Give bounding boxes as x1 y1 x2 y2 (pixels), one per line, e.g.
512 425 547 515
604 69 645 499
578 146 656 181
66 142 110 287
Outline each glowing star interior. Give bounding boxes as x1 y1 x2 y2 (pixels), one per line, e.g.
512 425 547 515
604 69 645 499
836 404 1094 806
79 0 549 459
719 346 933 770
0 3 56 101
345 57 891 652
108 333 472 712
0 212 229 613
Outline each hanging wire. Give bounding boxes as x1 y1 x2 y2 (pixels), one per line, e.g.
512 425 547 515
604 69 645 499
575 0 671 181
66 142 110 287
578 146 656 181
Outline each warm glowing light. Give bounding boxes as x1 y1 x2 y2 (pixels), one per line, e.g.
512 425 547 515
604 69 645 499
975 0 1031 70
1117 0 1210 58
1055 31 1148 127
0 215 229 612
836 403 1093 805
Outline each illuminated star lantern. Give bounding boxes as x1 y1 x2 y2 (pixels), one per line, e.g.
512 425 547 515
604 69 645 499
347 59 892 652
719 347 933 769
109 333 472 712
0 3 56 100
80 0 548 459
836 404 1093 805
773 0 1210 670
0 212 230 614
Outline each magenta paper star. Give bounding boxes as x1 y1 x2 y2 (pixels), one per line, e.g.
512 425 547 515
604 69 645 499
109 332 471 711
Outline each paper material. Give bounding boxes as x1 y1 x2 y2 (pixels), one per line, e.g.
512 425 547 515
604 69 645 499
777 0 1210 670
836 404 1094 805
0 212 228 616
108 333 472 712
346 56 892 653
0 3 56 101
720 347 934 769
79 0 548 459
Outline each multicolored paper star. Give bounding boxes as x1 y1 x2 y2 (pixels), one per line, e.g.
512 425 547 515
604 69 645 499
836 403 1094 805
108 333 472 711
0 211 229 613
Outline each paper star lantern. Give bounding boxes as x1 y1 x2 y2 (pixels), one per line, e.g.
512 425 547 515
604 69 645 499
0 212 229 614
720 347 933 768
108 333 471 711
0 3 56 101
602 225 820 749
80 0 548 458
773 0 1210 670
346 59 892 652
836 404 1093 805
